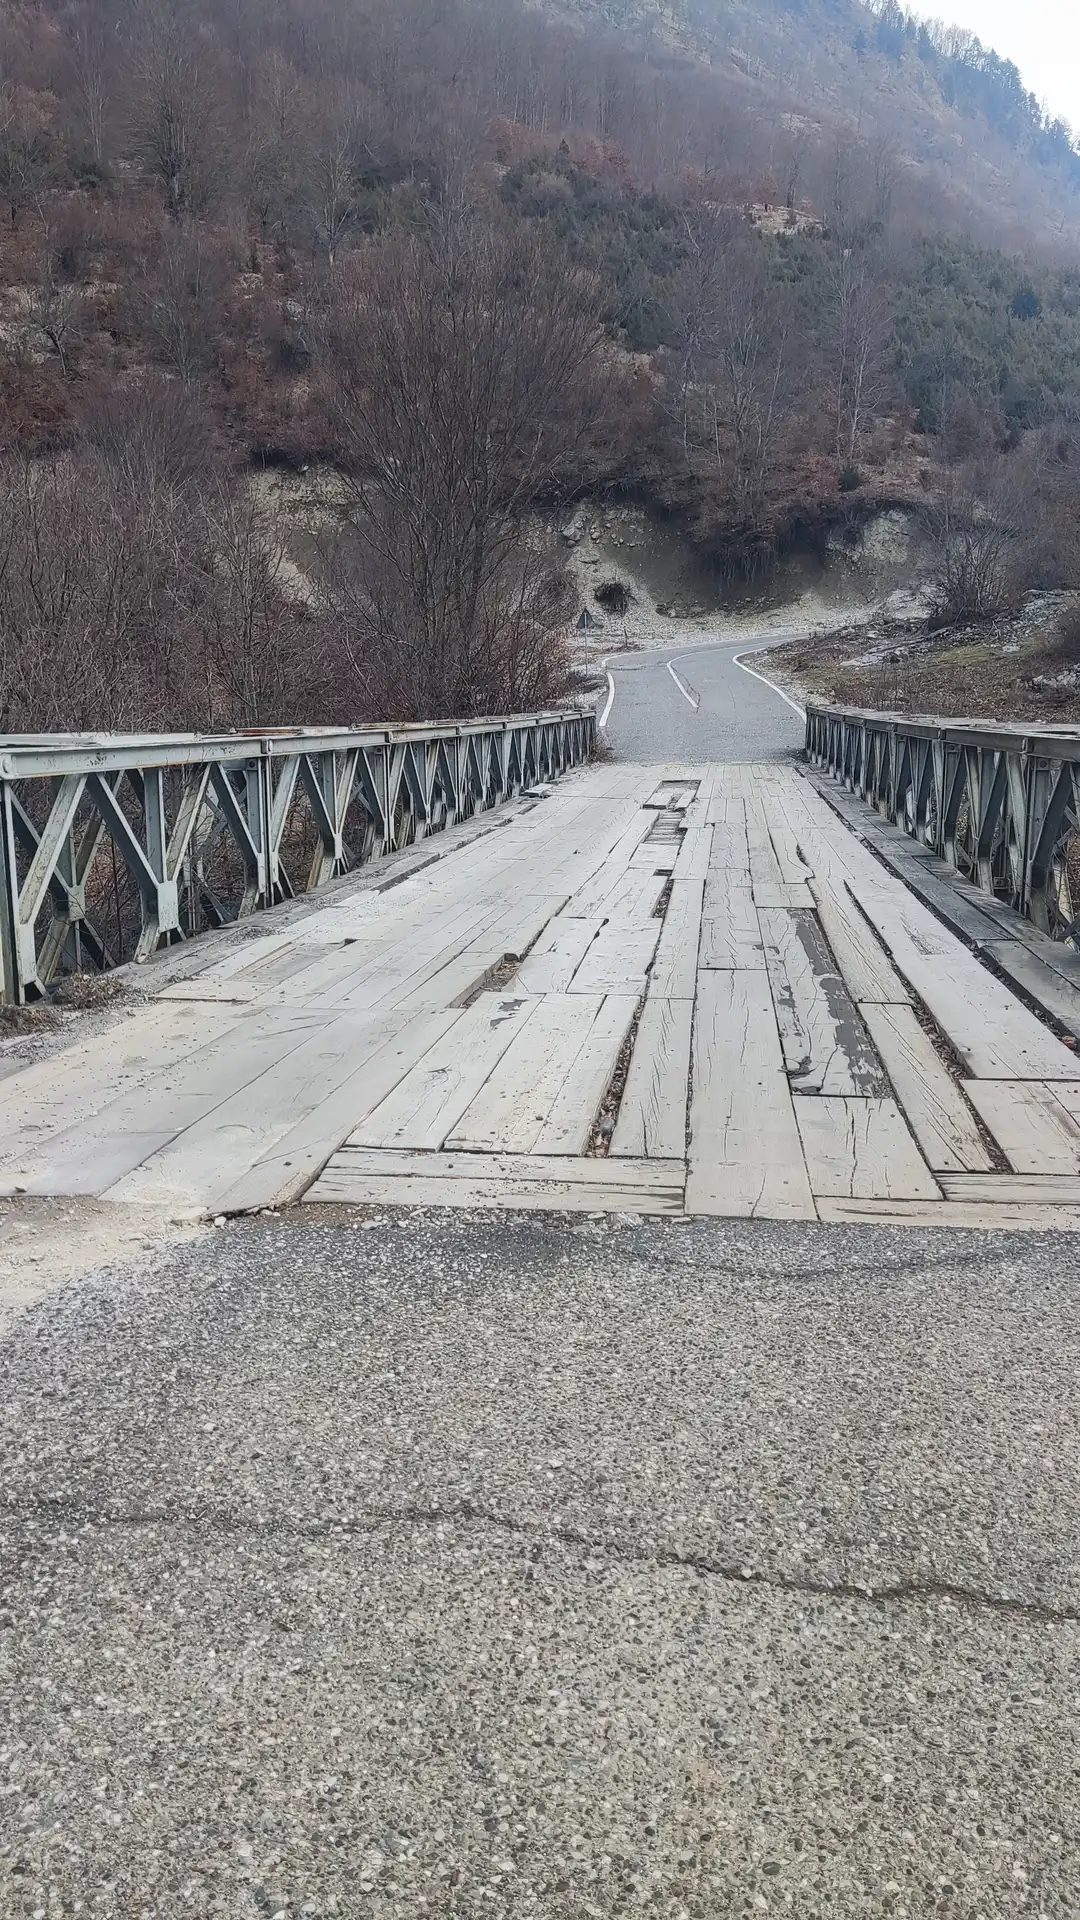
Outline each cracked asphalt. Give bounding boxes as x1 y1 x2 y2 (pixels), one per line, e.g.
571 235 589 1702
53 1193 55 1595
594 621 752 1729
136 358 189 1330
3 1209 1080 1918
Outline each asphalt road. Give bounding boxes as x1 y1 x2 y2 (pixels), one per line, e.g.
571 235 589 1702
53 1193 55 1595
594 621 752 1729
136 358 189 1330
601 632 806 763
3 1209 1080 1917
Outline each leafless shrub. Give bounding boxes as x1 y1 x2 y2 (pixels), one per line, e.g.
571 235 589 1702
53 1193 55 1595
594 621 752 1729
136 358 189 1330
923 460 1030 626
318 215 603 719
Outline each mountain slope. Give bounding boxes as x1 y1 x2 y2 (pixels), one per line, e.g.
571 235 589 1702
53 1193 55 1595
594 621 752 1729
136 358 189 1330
543 0 1080 251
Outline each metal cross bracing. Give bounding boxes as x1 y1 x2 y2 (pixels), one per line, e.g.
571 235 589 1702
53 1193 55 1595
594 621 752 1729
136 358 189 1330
805 702 1080 944
0 712 594 1003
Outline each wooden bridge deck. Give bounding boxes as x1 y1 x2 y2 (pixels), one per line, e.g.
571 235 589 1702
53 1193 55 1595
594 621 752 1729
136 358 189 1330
5 762 1080 1229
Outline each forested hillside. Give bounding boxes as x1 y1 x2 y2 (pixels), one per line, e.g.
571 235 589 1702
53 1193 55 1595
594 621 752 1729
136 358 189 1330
1 0 1079 729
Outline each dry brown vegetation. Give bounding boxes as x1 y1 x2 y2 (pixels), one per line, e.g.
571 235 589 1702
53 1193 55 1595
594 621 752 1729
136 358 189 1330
766 596 1080 725
0 0 1077 729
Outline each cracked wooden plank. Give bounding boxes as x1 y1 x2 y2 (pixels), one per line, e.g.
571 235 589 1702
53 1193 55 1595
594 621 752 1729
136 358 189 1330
610 995 692 1160
305 1149 685 1214
349 992 539 1150
846 880 1080 1080
533 994 638 1154
447 993 606 1154
941 1173 1080 1204
516 919 602 994
860 1002 993 1174
699 883 764 969
650 879 704 999
962 1080 1080 1176
817 1197 1080 1230
811 882 911 1006
793 1095 941 1200
758 908 887 1094
566 922 660 996
686 968 816 1219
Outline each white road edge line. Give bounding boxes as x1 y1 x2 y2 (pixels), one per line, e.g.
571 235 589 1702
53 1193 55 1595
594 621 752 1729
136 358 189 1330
666 659 700 710
598 655 615 729
732 650 806 720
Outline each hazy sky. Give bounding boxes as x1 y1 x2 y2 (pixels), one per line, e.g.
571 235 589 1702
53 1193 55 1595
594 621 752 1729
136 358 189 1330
921 0 1080 132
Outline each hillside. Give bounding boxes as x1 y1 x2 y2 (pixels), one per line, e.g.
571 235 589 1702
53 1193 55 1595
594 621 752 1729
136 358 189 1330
546 0 1080 250
0 0 1077 734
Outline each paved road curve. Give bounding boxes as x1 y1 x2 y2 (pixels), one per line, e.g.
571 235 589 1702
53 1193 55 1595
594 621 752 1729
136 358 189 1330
602 631 806 763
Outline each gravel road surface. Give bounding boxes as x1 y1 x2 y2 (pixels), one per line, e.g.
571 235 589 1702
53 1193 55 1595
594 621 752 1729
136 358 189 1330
601 634 805 763
3 1210 1079 1918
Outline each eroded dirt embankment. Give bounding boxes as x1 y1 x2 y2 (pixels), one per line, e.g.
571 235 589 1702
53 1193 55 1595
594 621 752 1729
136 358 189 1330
760 593 1080 726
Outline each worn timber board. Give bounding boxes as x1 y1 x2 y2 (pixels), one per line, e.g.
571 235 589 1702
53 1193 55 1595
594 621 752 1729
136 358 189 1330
758 908 887 1095
859 1002 993 1174
961 1080 1080 1176
793 1094 940 1200
609 996 692 1161
686 969 816 1219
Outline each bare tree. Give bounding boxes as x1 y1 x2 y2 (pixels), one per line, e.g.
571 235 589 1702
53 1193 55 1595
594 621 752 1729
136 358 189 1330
827 246 892 472
676 213 789 519
136 234 228 384
130 11 225 221
26 243 82 377
71 10 113 165
0 86 50 227
195 486 310 725
320 216 603 718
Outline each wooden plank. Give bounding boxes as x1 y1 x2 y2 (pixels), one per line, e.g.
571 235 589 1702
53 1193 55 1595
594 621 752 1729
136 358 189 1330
0 1008 330 1198
447 994 605 1153
610 996 692 1160
793 1095 940 1200
708 814 751 872
319 1149 682 1187
686 969 816 1220
941 1173 1080 1204
811 884 911 1006
766 821 813 886
392 894 567 1011
744 801 784 890
349 992 539 1150
300 897 504 1008
961 1080 1080 1176
516 920 601 994
0 1003 240 1159
560 811 657 915
984 941 1080 1045
305 1149 684 1214
627 845 677 872
816 1197 1080 1231
533 994 637 1154
650 879 704 999
670 824 713 883
847 880 1080 1080
699 882 764 970
328 896 555 1012
110 1010 418 1207
752 883 816 910
860 1002 993 1173
597 868 667 925
208 1011 463 1213
566 923 659 996
759 908 887 1094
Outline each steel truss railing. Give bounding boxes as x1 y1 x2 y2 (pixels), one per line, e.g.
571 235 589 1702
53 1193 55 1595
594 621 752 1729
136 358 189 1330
0 710 594 1003
805 702 1080 945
